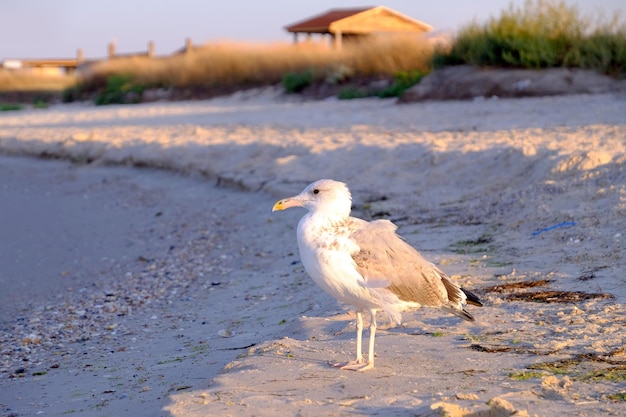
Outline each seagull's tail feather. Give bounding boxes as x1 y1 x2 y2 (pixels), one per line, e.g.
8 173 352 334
461 287 483 307
442 305 475 322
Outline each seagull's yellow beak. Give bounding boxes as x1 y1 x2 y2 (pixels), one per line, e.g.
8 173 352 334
272 197 302 212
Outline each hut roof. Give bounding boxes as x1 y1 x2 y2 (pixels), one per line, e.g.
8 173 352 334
285 6 432 35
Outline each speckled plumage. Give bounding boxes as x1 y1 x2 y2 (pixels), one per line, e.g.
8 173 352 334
273 179 482 371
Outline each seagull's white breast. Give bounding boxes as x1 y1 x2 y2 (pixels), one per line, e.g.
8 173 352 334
297 214 381 310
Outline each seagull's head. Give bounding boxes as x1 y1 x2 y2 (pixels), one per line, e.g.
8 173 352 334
272 179 352 218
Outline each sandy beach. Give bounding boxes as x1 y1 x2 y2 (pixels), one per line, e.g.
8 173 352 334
0 90 624 416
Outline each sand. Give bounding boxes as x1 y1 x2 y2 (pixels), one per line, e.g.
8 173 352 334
0 89 624 416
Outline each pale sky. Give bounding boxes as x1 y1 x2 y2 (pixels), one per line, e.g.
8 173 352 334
0 0 623 60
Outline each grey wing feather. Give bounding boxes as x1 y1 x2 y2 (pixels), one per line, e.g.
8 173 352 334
349 218 455 308
348 218 481 321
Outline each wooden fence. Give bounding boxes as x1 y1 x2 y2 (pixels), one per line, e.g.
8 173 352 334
1 38 196 75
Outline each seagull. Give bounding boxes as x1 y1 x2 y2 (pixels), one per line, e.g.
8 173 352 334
272 179 482 371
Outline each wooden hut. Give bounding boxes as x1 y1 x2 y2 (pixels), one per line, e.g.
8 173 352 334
285 6 432 48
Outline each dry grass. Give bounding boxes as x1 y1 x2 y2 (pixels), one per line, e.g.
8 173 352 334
80 36 435 90
83 42 334 88
2 36 435 102
344 35 434 76
0 70 76 92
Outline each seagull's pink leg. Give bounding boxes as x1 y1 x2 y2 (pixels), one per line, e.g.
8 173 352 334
336 310 376 371
355 311 364 363
334 311 364 369
365 309 377 368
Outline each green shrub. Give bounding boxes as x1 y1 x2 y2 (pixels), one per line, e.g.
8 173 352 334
378 70 426 97
573 31 626 76
282 69 314 93
435 0 626 75
94 74 145 105
338 86 370 100
0 103 23 111
377 84 406 98
33 99 49 109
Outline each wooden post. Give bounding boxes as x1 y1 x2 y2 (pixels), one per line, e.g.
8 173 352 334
334 31 343 49
76 48 84 63
108 42 116 58
148 40 155 57
185 37 192 54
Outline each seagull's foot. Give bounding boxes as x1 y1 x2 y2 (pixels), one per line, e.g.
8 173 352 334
332 360 374 372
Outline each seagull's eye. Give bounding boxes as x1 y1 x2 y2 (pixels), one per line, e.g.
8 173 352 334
313 189 320 195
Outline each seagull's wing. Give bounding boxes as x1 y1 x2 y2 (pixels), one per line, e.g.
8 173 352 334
349 218 475 321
